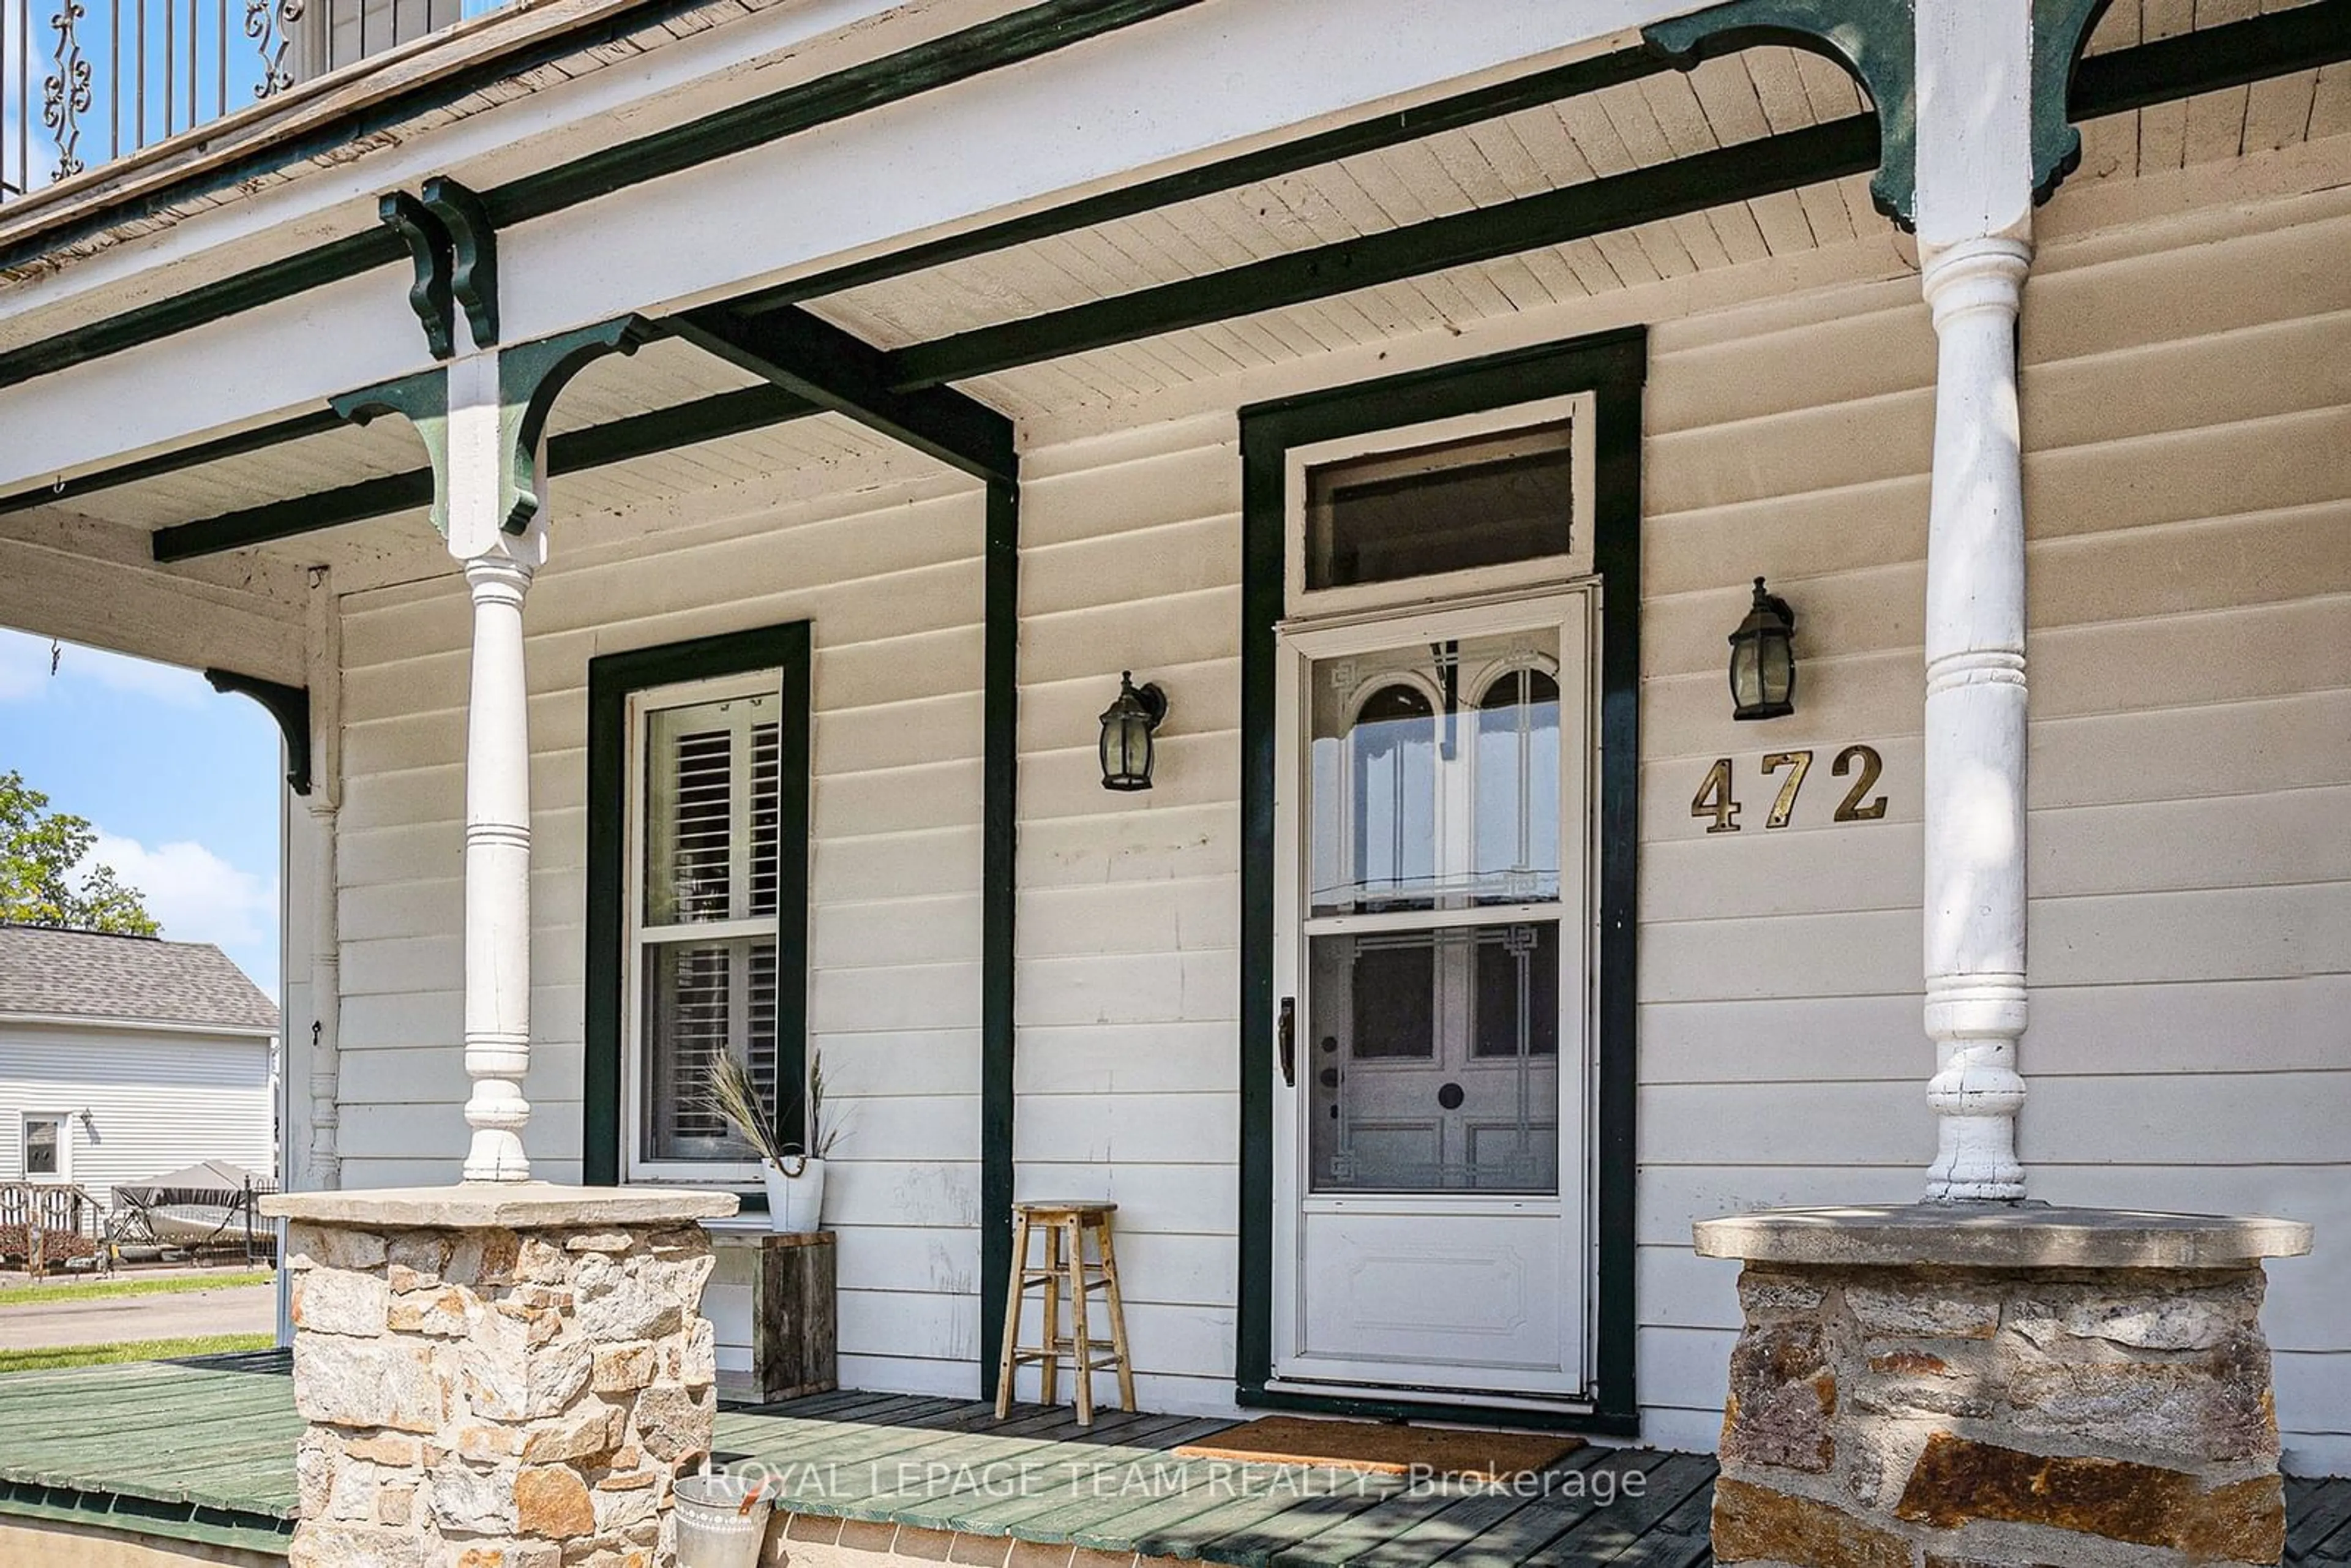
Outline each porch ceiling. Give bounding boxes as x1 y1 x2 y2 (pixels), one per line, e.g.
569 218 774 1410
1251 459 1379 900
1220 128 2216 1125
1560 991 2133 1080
19 0 2346 584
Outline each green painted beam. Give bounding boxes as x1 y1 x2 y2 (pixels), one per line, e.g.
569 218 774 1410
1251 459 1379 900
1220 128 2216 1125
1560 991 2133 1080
489 0 1209 227
730 42 1668 313
0 0 1209 392
150 383 817 561
977 476 1018 1400
6 0 2342 402
56 0 2351 548
876 0 2351 392
2069 0 2351 117
0 231 400 391
883 118 1881 392
0 407 347 516
670 306 1015 484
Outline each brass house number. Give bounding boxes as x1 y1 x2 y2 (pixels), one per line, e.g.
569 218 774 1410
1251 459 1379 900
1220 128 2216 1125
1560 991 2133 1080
1690 746 1888 834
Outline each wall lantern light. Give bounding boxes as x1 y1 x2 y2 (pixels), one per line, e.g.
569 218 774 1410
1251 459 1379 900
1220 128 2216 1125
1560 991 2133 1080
1098 671 1168 791
1728 577 1798 721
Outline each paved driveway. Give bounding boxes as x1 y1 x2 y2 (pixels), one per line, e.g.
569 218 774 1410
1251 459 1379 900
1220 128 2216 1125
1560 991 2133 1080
0 1282 276 1348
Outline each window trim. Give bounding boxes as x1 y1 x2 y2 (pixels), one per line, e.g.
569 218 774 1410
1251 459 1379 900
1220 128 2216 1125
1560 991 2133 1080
1283 391 1597 621
585 621 812 1193
21 1112 69 1182
623 668 792 1186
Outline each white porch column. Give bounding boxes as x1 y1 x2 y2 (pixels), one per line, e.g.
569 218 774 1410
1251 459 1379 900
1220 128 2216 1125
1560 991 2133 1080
1915 0 2034 1202
304 567 343 1189
448 347 547 1184
305 799 342 1187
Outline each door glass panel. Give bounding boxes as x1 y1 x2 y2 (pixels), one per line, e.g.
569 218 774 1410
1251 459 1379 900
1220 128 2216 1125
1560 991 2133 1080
1303 422 1575 591
1473 922 1559 1058
1474 668 1561 902
1307 923 1559 1195
1349 933 1435 1059
1310 630 1561 917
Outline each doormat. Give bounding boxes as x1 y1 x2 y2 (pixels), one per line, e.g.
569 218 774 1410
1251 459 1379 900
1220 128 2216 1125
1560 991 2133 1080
1172 1416 1582 1481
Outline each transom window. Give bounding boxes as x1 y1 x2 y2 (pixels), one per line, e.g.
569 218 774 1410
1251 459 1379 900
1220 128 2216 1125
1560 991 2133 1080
1284 392 1596 619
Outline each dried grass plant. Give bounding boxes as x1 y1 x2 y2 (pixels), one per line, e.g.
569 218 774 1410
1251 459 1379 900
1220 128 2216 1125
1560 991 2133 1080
702 1050 840 1176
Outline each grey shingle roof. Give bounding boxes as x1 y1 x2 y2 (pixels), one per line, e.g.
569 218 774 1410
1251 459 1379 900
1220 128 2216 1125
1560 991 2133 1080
0 925 279 1034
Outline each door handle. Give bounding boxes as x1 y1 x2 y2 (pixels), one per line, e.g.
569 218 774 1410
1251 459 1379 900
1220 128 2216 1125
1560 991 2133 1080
1278 997 1297 1087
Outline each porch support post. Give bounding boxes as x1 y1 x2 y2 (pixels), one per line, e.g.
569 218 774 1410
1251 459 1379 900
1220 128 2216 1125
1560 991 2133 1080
1914 0 2034 1203
306 798 342 1187
450 347 545 1184
306 568 344 1189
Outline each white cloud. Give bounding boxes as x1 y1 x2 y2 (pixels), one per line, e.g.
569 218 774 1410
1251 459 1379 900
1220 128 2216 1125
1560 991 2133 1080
0 630 211 707
83 832 277 964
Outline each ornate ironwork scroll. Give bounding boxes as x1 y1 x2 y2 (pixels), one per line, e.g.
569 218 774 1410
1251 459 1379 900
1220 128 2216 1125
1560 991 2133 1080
41 0 92 179
244 0 304 98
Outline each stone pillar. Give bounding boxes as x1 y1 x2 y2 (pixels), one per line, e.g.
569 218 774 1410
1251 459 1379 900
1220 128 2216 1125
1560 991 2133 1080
1701 1207 2311 1568
265 1185 738 1568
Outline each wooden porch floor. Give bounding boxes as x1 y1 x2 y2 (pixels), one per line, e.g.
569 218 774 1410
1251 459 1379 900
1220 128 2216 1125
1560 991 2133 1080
0 1352 2346 1564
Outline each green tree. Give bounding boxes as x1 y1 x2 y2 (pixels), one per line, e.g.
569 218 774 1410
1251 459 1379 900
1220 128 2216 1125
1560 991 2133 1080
0 771 160 936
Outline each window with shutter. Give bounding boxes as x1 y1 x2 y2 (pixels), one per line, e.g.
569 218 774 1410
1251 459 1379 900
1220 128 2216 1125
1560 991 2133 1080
628 675 793 1176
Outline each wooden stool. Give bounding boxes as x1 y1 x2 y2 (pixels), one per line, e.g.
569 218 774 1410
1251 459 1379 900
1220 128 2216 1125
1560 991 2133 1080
993 1201 1136 1427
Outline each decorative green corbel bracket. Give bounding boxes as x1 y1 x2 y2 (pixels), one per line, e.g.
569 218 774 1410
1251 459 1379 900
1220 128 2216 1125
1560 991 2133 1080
379 193 456 361
325 318 649 539
421 176 500 350
331 367 451 535
496 315 656 534
1644 0 1918 228
2030 0 2119 202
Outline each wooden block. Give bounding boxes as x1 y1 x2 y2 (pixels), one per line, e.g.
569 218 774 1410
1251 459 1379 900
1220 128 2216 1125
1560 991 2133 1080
713 1229 839 1403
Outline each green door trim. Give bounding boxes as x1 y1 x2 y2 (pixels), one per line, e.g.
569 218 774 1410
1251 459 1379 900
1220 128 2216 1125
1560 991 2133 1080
1235 327 1648 1436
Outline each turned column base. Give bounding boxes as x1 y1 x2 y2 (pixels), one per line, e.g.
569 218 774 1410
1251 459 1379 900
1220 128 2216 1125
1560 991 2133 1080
1697 1206 2311 1568
263 1184 738 1568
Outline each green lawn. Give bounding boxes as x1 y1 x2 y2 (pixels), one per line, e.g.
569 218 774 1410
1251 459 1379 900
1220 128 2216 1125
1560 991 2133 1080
0 1269 272 1307
0 1334 276 1375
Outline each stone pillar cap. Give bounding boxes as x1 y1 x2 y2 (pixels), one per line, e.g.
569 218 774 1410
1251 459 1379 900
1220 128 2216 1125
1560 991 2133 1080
1695 1204 2311 1269
262 1181 740 1229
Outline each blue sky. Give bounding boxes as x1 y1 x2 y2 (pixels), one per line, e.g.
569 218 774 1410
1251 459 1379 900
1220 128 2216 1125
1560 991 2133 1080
0 629 283 999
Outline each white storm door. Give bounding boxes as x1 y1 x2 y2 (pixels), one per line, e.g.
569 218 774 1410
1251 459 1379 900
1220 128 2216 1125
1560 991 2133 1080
1270 591 1596 1400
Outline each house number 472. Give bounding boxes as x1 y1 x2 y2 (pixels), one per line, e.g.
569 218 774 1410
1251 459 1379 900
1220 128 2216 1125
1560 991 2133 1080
1690 746 1888 834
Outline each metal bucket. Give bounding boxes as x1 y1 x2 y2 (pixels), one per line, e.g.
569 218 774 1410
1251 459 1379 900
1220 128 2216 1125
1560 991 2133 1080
673 1469 774 1568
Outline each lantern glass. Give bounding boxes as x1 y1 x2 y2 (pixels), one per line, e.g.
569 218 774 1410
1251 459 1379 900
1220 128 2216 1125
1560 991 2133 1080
1728 578 1797 721
1098 673 1166 790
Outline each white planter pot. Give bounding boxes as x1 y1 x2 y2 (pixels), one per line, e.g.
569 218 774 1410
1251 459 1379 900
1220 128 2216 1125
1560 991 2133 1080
761 1158 827 1234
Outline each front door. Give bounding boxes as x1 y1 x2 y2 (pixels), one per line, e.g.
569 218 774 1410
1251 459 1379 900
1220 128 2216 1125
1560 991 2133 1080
1270 591 1595 1400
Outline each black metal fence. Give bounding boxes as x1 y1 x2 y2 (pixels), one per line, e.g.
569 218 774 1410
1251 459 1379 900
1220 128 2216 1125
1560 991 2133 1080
3 0 463 201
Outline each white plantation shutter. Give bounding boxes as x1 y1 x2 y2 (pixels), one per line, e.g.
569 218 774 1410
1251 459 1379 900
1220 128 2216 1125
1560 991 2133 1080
639 689 786 1165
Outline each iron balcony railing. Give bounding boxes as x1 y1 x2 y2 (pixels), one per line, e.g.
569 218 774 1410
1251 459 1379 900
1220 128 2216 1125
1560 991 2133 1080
3 0 466 202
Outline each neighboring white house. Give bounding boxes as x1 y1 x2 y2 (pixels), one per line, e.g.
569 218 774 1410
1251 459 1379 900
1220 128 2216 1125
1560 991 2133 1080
0 925 278 1210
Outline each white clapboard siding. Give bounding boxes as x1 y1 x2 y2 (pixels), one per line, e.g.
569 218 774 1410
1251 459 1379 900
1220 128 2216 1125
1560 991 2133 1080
334 470 988 1390
0 1026 274 1210
1631 181 2351 1467
1011 415 1245 1417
